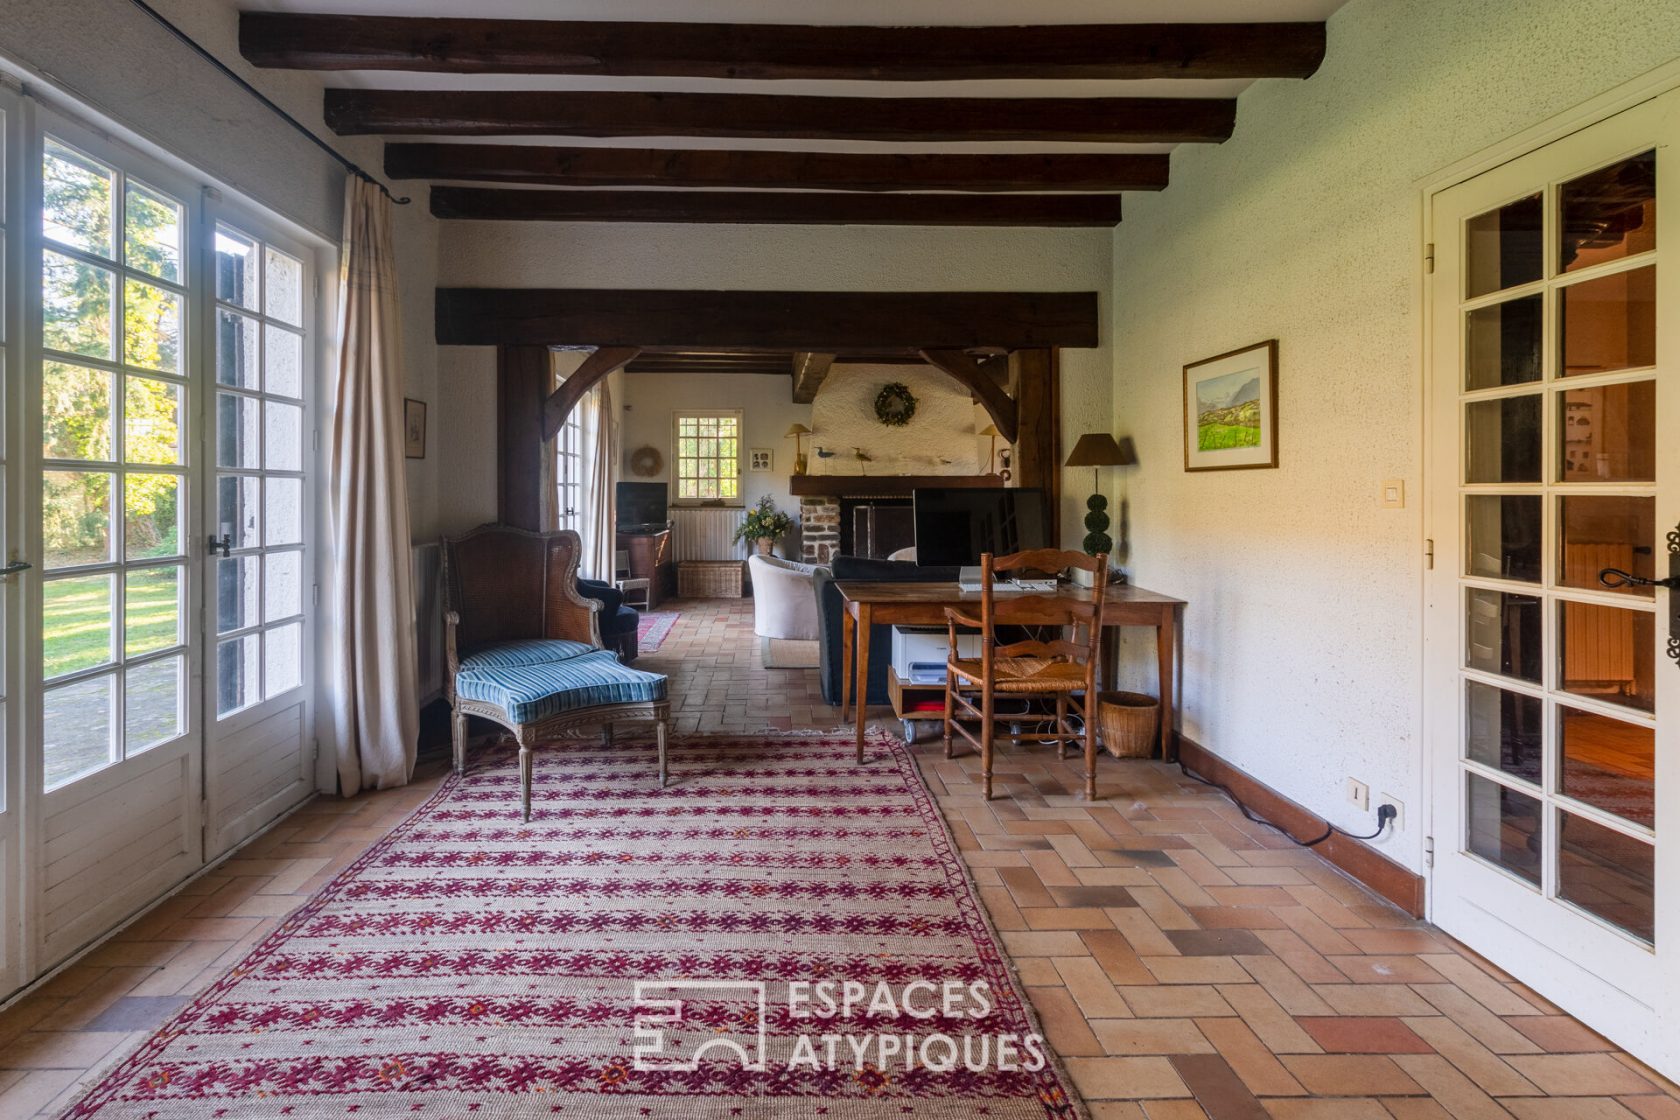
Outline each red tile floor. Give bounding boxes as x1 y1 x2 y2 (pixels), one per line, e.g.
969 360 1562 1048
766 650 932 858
3 598 1677 1118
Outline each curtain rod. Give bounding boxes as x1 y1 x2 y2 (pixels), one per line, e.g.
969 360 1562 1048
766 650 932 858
124 0 411 205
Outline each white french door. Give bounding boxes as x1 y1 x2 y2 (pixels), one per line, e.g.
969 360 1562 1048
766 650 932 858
200 210 315 859
29 111 202 963
0 89 324 987
1427 90 1679 1076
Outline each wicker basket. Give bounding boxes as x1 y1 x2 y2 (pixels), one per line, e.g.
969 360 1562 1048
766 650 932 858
1096 691 1159 759
677 560 744 598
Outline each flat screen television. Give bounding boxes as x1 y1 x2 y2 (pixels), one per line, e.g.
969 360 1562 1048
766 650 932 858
912 487 1049 567
616 482 669 531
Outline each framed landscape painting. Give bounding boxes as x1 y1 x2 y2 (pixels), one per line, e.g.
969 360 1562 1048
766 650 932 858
1182 339 1278 471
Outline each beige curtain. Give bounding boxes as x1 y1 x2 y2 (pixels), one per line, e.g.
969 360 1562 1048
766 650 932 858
580 379 617 580
327 177 418 793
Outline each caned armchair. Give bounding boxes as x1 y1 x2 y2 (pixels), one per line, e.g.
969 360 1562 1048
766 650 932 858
442 525 671 820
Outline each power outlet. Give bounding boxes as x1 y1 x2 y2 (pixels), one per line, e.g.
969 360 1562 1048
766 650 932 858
1379 795 1405 832
1346 779 1370 811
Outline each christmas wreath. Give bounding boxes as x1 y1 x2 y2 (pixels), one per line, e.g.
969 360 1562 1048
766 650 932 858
873 382 917 427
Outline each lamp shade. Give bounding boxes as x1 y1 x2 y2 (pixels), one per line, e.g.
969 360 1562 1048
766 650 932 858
977 423 1000 438
1064 432 1129 468
784 423 812 437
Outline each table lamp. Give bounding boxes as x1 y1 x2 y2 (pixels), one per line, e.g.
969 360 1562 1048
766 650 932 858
1064 432 1136 556
785 423 812 475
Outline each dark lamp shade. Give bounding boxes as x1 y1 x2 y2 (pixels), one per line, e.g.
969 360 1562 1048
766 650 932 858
1064 432 1136 468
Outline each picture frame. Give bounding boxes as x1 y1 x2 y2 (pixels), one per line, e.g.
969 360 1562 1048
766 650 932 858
748 448 773 472
1182 339 1278 472
404 398 427 459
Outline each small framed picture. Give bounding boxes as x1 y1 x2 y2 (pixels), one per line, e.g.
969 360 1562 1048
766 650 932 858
1183 340 1278 472
404 398 427 459
749 448 773 472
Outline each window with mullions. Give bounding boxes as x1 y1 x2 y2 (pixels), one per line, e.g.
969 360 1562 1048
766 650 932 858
39 136 189 789
211 223 307 718
673 412 741 503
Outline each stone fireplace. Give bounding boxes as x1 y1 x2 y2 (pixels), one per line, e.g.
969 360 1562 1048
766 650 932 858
799 496 840 564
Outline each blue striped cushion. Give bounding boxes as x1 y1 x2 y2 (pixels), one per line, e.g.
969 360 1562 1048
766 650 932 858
459 639 596 671
455 650 667 723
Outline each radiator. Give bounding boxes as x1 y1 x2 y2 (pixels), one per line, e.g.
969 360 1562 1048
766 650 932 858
412 542 443 704
671 507 746 561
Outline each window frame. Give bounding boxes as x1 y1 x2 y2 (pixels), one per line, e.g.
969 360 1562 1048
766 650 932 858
671 409 743 507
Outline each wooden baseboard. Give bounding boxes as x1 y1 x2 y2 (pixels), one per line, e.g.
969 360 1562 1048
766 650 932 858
1176 735 1426 918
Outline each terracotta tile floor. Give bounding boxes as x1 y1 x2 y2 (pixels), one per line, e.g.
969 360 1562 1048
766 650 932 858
5 597 1678 1118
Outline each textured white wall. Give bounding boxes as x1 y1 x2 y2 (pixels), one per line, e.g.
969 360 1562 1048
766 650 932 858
434 222 1112 543
0 0 442 540
1109 0 1680 870
808 365 982 476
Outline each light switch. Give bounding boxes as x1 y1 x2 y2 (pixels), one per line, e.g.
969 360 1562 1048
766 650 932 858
1380 479 1405 509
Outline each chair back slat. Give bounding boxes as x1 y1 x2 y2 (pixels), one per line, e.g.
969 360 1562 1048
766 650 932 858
978 548 1110 674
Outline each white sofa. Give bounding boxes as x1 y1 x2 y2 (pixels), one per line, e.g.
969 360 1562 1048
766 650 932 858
747 554 827 668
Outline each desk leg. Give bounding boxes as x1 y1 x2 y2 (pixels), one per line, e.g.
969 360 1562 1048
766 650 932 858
1158 606 1177 762
855 605 871 765
840 608 854 723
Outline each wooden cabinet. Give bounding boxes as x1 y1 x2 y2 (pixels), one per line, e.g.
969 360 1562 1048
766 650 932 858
616 529 674 609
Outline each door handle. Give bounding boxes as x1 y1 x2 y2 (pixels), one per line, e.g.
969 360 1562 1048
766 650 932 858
1606 522 1680 670
0 560 30 577
208 533 233 558
1598 568 1680 590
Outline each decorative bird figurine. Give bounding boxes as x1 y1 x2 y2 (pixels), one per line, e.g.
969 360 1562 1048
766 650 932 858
853 447 873 462
814 446 836 459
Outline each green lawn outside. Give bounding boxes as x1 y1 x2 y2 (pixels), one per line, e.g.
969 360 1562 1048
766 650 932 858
44 566 180 678
1198 423 1262 451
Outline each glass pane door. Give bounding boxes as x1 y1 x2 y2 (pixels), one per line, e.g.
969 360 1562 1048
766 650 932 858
202 216 313 858
1455 148 1657 945
1428 91 1677 1076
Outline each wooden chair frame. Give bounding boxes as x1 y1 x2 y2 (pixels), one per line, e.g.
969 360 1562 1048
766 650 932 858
943 549 1109 801
442 524 671 819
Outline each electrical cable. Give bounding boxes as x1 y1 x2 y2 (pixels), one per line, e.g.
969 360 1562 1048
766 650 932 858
1176 760 1395 847
123 0 411 205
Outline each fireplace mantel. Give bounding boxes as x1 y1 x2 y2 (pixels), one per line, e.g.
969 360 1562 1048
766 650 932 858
788 474 1004 498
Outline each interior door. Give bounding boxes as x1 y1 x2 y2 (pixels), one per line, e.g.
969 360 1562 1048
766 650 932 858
200 212 315 858
1427 90 1678 1076
0 82 24 997
30 111 201 965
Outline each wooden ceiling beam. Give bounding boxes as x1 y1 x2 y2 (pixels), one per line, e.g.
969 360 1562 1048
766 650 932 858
919 349 1018 444
791 352 836 404
435 289 1100 350
242 15 1325 81
429 186 1123 227
542 346 639 439
325 90 1235 144
387 144 1170 193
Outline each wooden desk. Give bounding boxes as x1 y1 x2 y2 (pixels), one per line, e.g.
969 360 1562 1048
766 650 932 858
838 581 1185 767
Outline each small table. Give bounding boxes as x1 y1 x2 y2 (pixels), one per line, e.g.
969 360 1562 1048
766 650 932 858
837 581 1185 766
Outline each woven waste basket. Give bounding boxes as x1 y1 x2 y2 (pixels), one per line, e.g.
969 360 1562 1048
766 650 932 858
1096 691 1159 759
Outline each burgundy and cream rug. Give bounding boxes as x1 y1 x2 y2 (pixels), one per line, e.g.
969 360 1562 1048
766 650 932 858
636 610 679 654
64 733 1083 1118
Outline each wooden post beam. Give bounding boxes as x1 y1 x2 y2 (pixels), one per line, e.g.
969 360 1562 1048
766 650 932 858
919 349 1019 445
1010 349 1061 544
791 352 836 404
497 344 549 532
542 346 640 440
243 16 1326 82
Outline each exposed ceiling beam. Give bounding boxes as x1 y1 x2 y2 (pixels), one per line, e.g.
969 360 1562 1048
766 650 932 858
542 346 640 438
791 352 836 404
435 289 1101 350
388 144 1170 194
243 15 1326 81
325 90 1236 144
429 186 1123 227
919 349 1018 444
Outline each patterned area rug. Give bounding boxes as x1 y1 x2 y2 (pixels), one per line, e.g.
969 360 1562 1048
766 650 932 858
636 610 679 653
63 733 1082 1118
